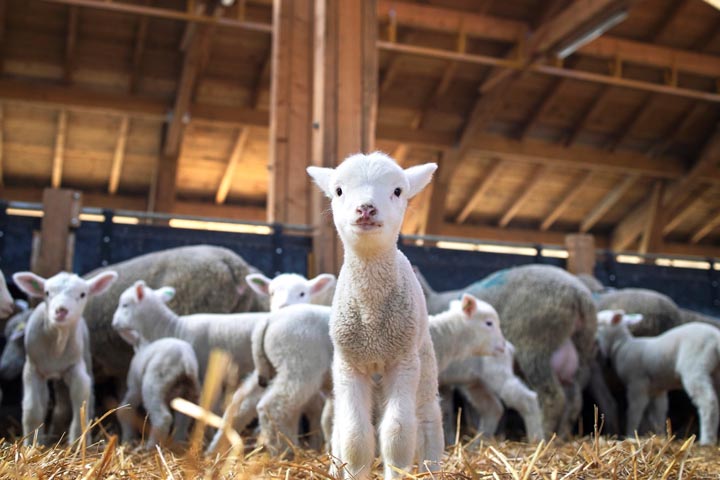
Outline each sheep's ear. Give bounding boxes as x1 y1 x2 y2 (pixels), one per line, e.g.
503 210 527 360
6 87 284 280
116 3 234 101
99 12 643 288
622 313 643 326
460 293 477 318
307 166 334 198
611 312 624 325
12 272 46 298
246 273 272 296
307 274 336 296
404 163 438 198
155 287 176 303
87 271 118 297
135 283 145 302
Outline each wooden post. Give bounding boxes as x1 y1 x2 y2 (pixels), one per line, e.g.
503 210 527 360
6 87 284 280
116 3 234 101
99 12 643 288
152 152 178 213
32 188 81 277
565 233 596 276
309 0 378 275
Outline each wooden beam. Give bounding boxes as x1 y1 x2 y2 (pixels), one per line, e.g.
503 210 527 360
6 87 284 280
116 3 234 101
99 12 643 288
250 52 271 110
33 188 82 278
215 127 249 204
64 6 79 84
541 170 594 231
638 180 666 254
440 221 610 248
129 12 150 93
0 0 8 74
565 234 596 275
646 0 689 41
608 94 653 152
663 184 713 235
564 85 611 146
499 164 547 228
580 174 637 233
152 151 178 213
454 158 503 224
692 16 720 51
40 0 273 33
108 116 130 194
51 110 68 189
691 209 720 244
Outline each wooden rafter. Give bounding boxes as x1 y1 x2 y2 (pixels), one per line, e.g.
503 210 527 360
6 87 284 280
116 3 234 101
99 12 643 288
648 102 707 157
608 94 653 152
215 127 249 204
691 209 720 244
638 180 666 254
518 78 565 140
454 158 504 224
540 170 593 231
692 16 720 51
646 0 689 41
564 85 611 146
129 5 150 94
64 6 79 84
108 116 130 194
498 165 547 228
51 110 68 189
579 174 637 233
663 184 713 235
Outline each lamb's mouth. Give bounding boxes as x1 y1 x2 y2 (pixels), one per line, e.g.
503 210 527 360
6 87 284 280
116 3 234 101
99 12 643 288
352 221 383 231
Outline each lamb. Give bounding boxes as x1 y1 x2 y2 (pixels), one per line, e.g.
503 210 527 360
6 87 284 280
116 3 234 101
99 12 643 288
439 340 544 443
0 271 14 320
413 264 597 438
113 316 200 449
308 152 443 479
211 293 506 456
245 272 336 311
13 270 117 445
0 305 31 382
596 309 720 445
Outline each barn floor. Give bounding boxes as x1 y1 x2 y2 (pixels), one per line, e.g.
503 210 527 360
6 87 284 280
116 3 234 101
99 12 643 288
1 433 718 479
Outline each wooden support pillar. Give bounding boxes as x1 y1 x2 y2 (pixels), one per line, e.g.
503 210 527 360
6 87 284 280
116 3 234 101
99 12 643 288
32 188 81 277
152 152 178 213
309 0 378 275
565 233 595 276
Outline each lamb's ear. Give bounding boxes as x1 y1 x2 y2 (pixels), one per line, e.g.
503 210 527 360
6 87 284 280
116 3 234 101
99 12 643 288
404 163 438 198
460 293 478 318
155 287 176 304
246 273 272 296
611 311 625 325
135 282 145 302
12 272 46 298
307 166 335 198
622 313 643 326
87 271 118 297
307 274 336 296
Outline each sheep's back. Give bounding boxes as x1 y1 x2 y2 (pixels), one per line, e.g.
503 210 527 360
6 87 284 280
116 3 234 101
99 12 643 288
596 289 681 337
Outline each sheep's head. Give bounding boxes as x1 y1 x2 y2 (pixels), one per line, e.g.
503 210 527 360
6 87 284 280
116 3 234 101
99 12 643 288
246 272 336 312
0 271 15 320
450 293 506 357
308 152 437 256
595 309 643 357
112 280 175 344
13 270 117 329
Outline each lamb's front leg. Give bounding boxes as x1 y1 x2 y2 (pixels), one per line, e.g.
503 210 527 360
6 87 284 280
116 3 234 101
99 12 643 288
625 382 651 439
64 361 91 444
22 362 49 446
331 357 374 480
379 356 420 479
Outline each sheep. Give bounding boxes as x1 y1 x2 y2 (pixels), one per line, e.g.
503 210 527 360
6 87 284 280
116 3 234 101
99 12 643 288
413 264 597 438
0 271 14 321
596 310 720 445
0 306 31 382
113 320 200 449
12 270 117 445
82 245 267 384
211 293 506 457
439 340 544 443
308 152 443 480
245 272 336 311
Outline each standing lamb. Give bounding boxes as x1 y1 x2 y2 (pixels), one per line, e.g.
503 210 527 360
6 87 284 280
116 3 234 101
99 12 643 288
13 270 117 445
113 314 200 449
596 310 720 445
414 265 597 438
308 152 443 479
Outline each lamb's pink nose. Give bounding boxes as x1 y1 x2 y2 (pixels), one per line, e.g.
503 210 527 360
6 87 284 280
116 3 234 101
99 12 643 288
356 204 377 219
55 307 69 319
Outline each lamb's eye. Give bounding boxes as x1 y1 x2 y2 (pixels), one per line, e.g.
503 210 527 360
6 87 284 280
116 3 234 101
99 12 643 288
394 188 402 197
45 291 49 297
336 187 343 197
486 321 492 327
80 292 86 299
299 292 305 297
122 304 128 308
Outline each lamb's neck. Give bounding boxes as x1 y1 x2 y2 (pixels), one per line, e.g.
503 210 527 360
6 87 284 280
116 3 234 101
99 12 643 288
140 301 181 341
429 311 471 372
608 327 634 361
343 247 399 289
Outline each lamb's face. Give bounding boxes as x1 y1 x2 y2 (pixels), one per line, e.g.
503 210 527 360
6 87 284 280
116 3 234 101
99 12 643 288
307 152 437 255
13 270 117 328
112 281 175 345
454 294 506 356
595 309 643 357
247 272 336 312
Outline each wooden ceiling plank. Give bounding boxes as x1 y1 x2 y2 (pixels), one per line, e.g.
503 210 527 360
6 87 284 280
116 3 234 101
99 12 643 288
646 0 689 41
108 116 130 195
251 52 271 110
579 174 637 233
454 158 504 224
608 94 653 152
648 102 707 157
638 180 666 254
564 85 611 147
663 183 713 235
0 0 6 74
498 164 547 228
540 170 593 231
51 110 68 189
518 78 565 141
64 6 79 84
130 11 150 94
215 127 250 204
692 16 720 51
690 209 720 244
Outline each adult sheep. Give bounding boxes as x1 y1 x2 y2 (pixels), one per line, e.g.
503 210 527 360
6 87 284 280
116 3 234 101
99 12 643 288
415 264 597 438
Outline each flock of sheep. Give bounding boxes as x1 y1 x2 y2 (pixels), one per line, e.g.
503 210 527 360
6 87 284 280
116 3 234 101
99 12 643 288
0 152 719 479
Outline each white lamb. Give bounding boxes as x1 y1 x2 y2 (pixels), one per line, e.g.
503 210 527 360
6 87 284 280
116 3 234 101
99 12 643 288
13 270 118 445
596 309 720 445
308 152 442 479
245 272 336 311
114 315 200 449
